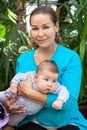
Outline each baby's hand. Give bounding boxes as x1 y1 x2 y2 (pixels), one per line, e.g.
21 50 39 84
52 99 64 110
9 83 18 95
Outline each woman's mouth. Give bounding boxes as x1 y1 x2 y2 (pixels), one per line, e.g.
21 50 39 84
38 38 47 42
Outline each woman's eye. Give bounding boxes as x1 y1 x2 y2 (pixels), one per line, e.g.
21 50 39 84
43 26 50 29
32 28 38 31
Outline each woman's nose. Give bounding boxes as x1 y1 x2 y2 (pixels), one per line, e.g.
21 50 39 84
38 29 44 37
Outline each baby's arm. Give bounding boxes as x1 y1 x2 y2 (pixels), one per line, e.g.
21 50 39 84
9 73 27 95
52 82 70 110
0 84 17 104
4 83 18 99
5 73 26 98
9 82 18 95
52 99 64 109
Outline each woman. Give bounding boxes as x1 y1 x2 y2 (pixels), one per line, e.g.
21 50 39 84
5 6 87 130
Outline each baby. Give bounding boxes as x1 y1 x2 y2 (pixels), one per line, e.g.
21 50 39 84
0 60 69 126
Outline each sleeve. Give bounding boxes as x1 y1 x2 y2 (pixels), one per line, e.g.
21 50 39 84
61 52 82 100
44 94 58 108
54 82 70 103
10 73 26 85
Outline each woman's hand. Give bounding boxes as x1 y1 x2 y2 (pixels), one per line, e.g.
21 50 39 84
18 74 46 104
5 96 25 114
17 74 33 98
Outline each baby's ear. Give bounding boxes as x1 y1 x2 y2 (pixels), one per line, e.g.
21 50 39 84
34 73 38 80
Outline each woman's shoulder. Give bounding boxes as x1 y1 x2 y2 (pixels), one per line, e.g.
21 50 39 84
57 44 80 58
58 44 77 54
18 48 36 60
20 48 36 56
55 44 81 69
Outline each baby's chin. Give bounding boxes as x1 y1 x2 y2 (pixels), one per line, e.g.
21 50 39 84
43 89 51 94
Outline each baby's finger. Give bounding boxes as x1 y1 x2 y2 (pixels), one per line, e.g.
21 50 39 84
26 74 31 82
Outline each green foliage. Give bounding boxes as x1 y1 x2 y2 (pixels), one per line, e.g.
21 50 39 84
0 7 32 90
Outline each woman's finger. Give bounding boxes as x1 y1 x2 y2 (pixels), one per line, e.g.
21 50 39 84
4 96 25 113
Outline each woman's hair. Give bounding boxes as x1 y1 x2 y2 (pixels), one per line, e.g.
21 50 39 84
36 60 58 74
30 6 62 47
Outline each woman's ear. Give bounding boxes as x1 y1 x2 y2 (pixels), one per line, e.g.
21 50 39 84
55 21 59 32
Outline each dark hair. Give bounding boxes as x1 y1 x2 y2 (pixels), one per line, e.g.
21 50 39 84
30 6 62 47
37 60 58 74
30 6 58 26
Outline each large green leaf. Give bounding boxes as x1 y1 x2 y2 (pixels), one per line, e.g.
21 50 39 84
0 24 6 38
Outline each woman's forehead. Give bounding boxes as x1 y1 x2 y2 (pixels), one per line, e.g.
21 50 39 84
31 13 52 22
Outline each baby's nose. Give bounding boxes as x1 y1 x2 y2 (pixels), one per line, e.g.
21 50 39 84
48 81 52 86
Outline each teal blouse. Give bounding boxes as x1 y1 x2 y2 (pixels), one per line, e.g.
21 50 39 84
16 44 87 130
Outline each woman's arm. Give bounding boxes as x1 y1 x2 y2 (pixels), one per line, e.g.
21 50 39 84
61 52 82 100
17 74 58 108
18 75 46 105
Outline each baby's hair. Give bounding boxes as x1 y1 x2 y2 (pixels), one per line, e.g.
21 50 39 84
37 60 58 74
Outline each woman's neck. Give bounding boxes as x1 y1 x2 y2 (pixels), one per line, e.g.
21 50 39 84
34 43 57 65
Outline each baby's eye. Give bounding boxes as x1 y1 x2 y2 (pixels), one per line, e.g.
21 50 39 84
44 78 49 81
53 80 56 83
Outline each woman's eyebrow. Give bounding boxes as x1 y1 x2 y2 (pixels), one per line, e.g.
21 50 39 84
31 23 50 27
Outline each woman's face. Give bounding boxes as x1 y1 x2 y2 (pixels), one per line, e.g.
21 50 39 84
30 13 59 48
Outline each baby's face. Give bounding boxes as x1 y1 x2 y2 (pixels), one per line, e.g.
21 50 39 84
35 70 58 93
